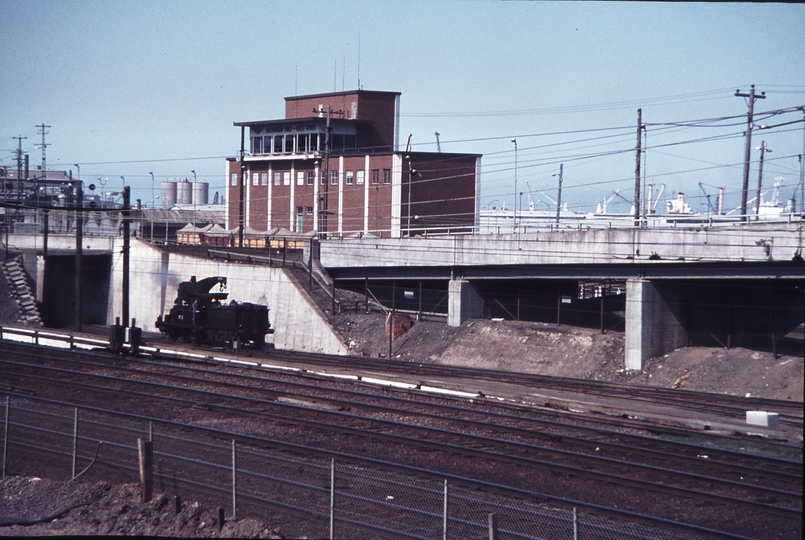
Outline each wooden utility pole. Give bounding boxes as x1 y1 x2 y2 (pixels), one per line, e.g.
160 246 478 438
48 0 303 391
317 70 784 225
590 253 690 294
735 85 765 219
634 109 642 227
74 178 83 332
555 163 563 225
755 141 770 220
122 186 131 327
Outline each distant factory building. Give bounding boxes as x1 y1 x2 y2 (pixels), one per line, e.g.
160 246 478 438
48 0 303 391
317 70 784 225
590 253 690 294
226 90 481 238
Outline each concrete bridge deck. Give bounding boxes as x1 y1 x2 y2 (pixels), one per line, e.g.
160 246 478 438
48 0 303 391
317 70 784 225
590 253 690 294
320 221 804 279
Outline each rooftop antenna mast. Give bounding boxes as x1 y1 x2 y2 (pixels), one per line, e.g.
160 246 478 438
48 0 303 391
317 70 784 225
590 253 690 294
434 132 441 153
357 32 361 89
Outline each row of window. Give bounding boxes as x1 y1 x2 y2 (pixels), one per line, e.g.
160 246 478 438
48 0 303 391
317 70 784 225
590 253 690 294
250 133 357 155
233 169 392 187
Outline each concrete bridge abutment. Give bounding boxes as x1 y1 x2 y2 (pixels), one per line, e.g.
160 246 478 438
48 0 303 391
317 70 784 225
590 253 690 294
625 279 686 370
448 279 482 327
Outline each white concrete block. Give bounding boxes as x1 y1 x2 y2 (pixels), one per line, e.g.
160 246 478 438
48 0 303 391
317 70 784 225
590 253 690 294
746 411 779 428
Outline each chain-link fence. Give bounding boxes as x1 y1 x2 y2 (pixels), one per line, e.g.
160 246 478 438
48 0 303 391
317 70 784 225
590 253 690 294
2 395 720 539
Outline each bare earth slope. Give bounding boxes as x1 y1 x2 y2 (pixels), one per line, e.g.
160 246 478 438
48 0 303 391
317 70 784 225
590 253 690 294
329 311 803 402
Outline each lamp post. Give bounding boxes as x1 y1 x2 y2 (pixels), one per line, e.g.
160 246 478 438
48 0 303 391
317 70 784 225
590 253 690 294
755 141 771 220
511 138 517 233
149 171 155 243
799 106 805 215
191 169 197 228
406 156 413 237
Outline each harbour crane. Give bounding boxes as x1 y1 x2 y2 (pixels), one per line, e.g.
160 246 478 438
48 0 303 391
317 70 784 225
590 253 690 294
538 190 568 212
596 190 619 214
698 182 716 214
524 181 537 210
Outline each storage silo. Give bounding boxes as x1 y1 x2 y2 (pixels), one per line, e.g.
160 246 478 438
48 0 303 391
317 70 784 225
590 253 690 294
161 181 177 208
193 182 209 206
177 179 193 204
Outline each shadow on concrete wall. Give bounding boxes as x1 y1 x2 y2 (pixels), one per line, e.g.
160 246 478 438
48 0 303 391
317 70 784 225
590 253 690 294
40 254 112 328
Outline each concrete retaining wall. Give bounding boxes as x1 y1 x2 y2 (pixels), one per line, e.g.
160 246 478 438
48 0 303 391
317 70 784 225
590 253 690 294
108 239 347 355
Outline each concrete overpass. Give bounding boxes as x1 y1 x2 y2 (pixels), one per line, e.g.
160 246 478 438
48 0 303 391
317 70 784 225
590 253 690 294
320 221 805 369
4 220 804 370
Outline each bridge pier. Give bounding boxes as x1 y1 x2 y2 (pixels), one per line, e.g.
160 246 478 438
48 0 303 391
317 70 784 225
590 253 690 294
448 279 482 327
625 279 686 370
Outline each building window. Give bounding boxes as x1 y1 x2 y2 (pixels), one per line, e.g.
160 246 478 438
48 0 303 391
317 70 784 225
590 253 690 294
260 172 267 186
230 173 238 186
371 169 379 185
332 134 343 153
331 170 338 185
273 135 283 154
321 171 326 186
274 172 281 186
283 172 291 186
305 206 313 215
297 171 304 186
383 169 391 184
307 171 315 185
343 135 356 153
345 171 353 185
356 170 365 185
285 135 294 154
251 137 262 155
263 136 271 153
298 134 308 153
252 172 259 186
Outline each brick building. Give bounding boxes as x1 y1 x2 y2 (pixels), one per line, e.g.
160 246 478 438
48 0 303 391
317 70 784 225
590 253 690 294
225 90 481 238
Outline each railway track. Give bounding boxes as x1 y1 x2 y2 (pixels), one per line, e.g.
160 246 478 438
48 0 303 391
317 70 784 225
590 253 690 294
1 340 801 539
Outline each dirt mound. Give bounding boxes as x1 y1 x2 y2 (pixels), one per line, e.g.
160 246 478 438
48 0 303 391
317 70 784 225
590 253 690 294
0 476 283 538
330 310 803 402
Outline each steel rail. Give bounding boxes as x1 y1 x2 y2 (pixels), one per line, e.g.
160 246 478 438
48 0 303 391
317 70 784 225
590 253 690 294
0 391 760 540
4 324 801 420
4 336 800 459
2 348 800 487
5 341 801 472
3 363 801 518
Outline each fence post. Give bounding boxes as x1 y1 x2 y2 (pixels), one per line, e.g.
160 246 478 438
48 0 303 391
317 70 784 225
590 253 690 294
443 479 448 540
231 439 237 520
138 438 153 502
573 507 578 540
2 396 9 480
488 513 498 540
72 408 78 479
329 458 335 540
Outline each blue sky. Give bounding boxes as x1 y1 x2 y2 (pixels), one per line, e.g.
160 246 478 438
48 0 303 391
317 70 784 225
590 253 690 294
1 0 804 214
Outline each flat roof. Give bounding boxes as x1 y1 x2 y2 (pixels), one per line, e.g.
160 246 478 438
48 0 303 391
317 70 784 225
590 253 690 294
284 89 401 102
233 118 372 128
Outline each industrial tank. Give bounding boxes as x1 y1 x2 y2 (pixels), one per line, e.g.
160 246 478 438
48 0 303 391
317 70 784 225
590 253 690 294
177 179 193 204
161 181 177 208
193 182 209 205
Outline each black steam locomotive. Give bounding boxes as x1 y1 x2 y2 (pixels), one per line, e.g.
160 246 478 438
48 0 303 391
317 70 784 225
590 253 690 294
155 276 272 348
